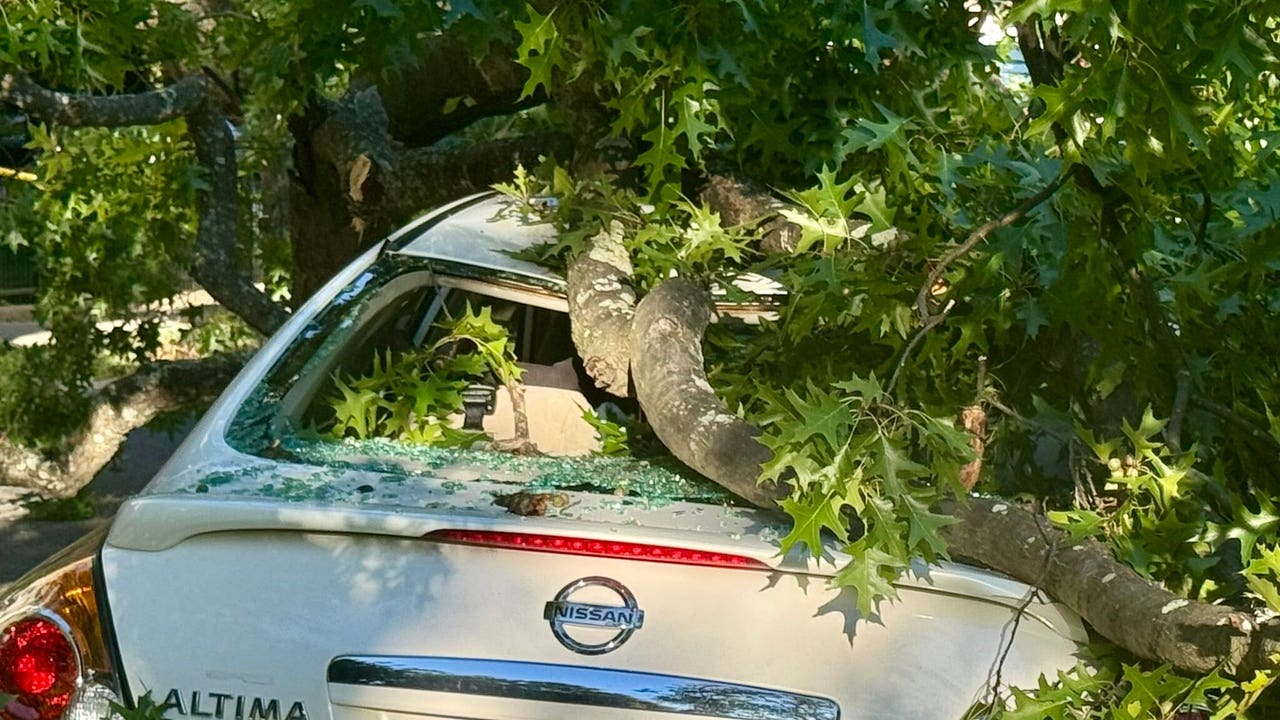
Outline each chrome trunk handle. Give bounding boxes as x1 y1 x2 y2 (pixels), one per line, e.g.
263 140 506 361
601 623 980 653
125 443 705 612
328 655 840 720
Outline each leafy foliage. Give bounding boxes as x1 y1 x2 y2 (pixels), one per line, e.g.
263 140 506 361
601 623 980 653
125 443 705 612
326 305 517 446
976 657 1275 720
5 0 1280 713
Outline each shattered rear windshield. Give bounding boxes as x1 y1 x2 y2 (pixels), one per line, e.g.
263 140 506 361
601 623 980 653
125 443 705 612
226 253 738 507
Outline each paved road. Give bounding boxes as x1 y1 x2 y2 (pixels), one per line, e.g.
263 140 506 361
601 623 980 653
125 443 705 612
0 420 192 593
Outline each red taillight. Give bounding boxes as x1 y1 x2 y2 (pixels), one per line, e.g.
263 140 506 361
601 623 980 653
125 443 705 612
0 532 121 720
0 618 78 720
427 529 770 570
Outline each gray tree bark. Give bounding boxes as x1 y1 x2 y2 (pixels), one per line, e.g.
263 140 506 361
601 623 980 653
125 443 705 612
0 71 287 334
566 221 635 397
629 278 789 508
187 102 291 334
699 174 802 254
943 496 1280 677
289 86 569 302
0 71 206 127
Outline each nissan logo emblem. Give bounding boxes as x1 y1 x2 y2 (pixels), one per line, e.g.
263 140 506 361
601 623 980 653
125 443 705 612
543 576 645 655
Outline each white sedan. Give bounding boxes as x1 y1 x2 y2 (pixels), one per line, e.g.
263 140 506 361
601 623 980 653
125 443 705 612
0 194 1085 720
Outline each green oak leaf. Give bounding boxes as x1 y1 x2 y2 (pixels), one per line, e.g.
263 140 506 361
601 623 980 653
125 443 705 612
783 383 853 453
834 538 900 616
515 7 562 99
779 490 848 558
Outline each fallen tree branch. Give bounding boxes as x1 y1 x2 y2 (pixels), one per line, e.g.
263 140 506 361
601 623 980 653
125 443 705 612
942 496 1280 677
566 221 635 396
630 278 789 508
0 71 207 127
0 353 247 496
555 189 1280 678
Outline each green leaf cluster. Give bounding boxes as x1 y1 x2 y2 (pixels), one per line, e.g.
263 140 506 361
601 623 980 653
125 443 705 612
982 659 1274 719
758 375 970 615
326 304 517 446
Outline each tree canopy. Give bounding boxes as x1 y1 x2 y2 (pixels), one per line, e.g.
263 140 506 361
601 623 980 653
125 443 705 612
3 1 1280 715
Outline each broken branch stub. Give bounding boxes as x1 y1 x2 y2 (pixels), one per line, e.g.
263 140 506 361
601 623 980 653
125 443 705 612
699 174 801 255
566 221 636 397
630 278 788 509
942 497 1280 677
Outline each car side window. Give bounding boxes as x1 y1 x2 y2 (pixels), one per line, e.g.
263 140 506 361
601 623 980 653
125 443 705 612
290 273 600 456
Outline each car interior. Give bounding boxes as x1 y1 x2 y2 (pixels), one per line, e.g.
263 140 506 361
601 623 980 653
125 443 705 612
280 271 607 456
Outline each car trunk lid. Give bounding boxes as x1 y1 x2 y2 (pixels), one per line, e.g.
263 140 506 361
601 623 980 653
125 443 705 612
102 493 1085 720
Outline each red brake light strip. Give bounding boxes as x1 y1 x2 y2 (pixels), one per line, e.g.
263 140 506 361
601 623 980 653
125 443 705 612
426 529 769 570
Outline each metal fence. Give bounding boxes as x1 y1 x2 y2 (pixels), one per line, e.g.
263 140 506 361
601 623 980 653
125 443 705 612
0 245 36 297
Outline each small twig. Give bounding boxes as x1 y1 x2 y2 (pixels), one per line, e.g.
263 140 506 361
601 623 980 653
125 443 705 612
893 171 1067 397
1192 396 1280 453
915 171 1071 324
1196 182 1212 245
974 355 988 403
988 396 1081 446
1166 368 1192 454
885 300 954 395
977 505 1061 710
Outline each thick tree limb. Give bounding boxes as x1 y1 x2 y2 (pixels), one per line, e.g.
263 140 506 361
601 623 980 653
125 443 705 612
0 71 207 127
566 221 635 396
289 86 569 302
943 496 1280 677
0 354 246 496
600 232 1276 676
630 278 788 508
1 70 288 334
186 103 290 335
373 39 535 147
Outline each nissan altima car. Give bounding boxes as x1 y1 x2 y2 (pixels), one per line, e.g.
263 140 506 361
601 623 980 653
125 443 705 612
0 193 1087 720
